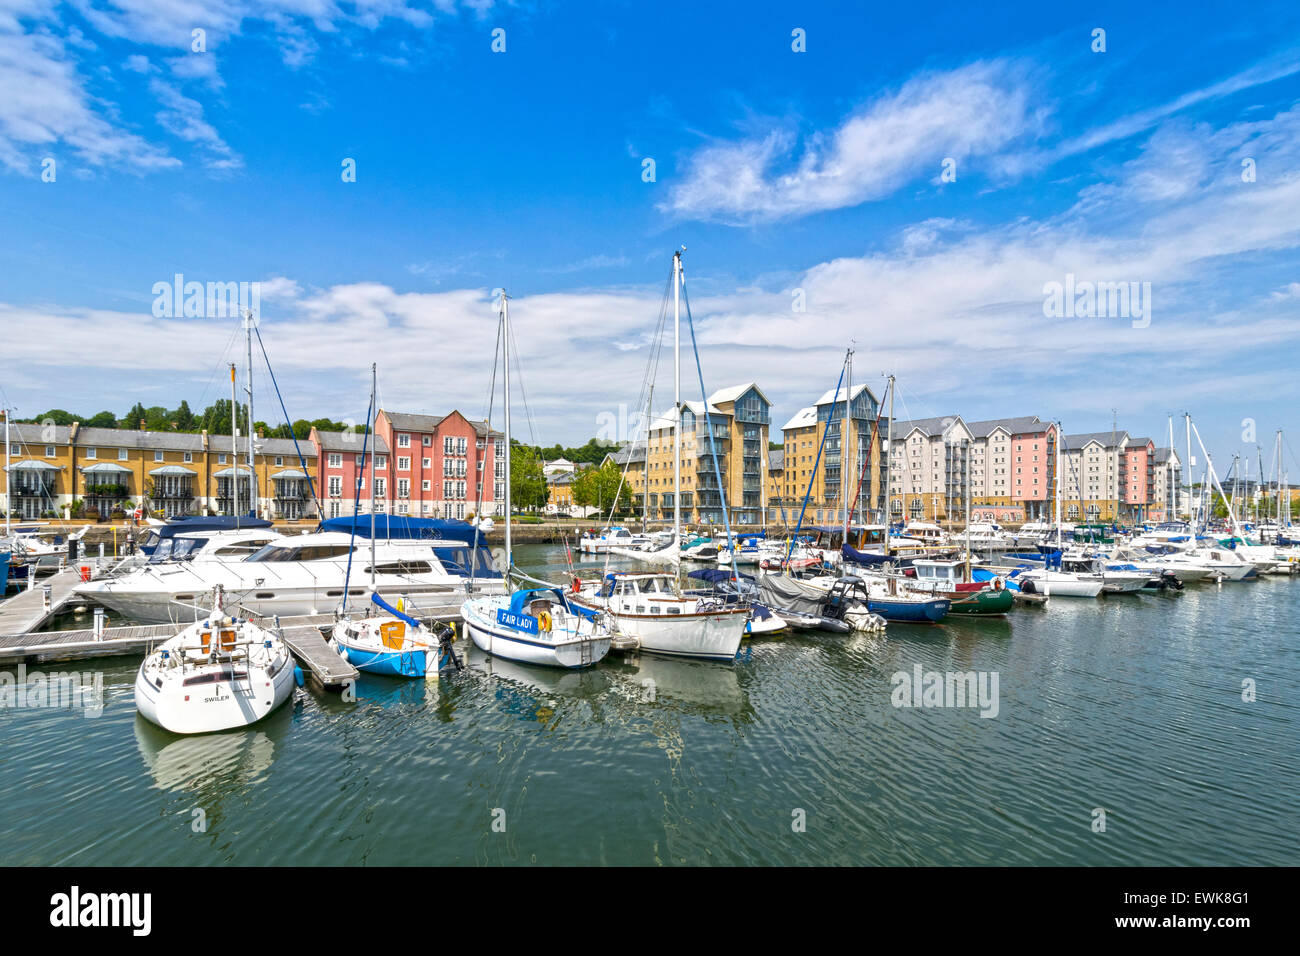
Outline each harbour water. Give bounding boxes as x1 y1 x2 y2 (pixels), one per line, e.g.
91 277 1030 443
1 543 1296 865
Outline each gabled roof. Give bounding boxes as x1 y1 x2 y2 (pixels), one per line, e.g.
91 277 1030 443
605 444 646 466
381 408 503 440
964 415 1045 439
889 415 967 440
648 399 731 432
708 382 771 407
314 429 392 454
813 382 877 408
76 427 206 452
1064 431 1129 451
1153 446 1181 465
781 406 817 432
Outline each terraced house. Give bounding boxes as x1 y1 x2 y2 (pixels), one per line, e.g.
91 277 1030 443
2 417 319 520
375 409 505 520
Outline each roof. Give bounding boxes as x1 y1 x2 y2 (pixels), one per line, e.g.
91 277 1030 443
382 409 503 440
768 449 784 470
548 472 575 486
3 423 73 446
1127 436 1155 448
813 382 877 408
314 430 392 454
1153 446 1181 464
76 427 206 452
964 415 1045 438
606 444 646 466
1064 431 1129 450
781 406 817 432
889 415 966 439
648 399 730 432
707 382 771 407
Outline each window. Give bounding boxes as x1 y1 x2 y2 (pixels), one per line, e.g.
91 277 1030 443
398 433 411 448
444 437 454 454
328 453 342 468
356 455 365 467
376 456 386 470
374 477 386 497
422 480 430 491
154 451 163 462
398 457 410 471
184 452 193 463
457 437 467 454
275 456 283 467
120 449 130 461
45 445 55 457
423 435 431 446
328 476 342 497
422 457 431 469
85 447 97 459
397 479 409 498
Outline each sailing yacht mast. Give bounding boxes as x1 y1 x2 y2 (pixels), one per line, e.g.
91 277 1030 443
369 363 377 586
843 349 852 535
1055 421 1063 547
4 405 10 535
672 251 681 542
885 374 895 526
502 291 512 572
230 364 239 524
245 311 257 519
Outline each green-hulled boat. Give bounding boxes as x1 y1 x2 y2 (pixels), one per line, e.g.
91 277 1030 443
904 558 1015 616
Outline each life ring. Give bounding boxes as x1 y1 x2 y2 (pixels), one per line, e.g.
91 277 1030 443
993 577 1003 591
538 610 553 632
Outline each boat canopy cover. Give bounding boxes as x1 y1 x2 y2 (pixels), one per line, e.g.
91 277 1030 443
841 543 892 565
508 587 567 615
758 574 829 617
153 516 272 538
687 568 755 583
319 514 483 541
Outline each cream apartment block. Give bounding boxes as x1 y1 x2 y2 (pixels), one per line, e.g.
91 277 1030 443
888 416 973 521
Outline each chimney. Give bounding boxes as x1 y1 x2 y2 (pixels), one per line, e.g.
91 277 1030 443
139 419 146 429
70 421 79 441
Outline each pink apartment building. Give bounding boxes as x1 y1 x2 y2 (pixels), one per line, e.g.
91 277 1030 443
1010 421 1059 520
310 428 392 520
375 410 505 520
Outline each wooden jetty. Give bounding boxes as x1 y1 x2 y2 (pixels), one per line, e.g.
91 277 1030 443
0 567 87 634
0 601 467 690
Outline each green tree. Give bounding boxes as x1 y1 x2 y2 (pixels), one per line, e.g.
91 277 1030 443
572 461 629 514
509 444 547 512
120 402 148 429
173 400 196 431
85 411 117 428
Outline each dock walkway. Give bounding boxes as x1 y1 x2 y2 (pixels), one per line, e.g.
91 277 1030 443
0 568 86 634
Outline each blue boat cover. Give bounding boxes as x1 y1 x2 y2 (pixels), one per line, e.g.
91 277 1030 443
688 568 755 583
319 515 484 540
842 544 892 565
370 591 423 630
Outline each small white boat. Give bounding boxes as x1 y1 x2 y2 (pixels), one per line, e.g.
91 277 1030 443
463 586 612 668
1014 566 1104 598
579 526 645 554
134 589 296 735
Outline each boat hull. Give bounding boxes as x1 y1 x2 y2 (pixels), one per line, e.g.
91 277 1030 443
462 600 610 669
867 596 950 623
134 654 295 735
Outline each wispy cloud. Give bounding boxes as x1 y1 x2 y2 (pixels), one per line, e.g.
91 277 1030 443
662 60 1042 224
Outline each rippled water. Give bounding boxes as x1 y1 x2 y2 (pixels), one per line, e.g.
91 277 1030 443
2 545 1297 865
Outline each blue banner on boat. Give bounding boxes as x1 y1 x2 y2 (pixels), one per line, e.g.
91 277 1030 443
496 608 539 634
370 591 423 630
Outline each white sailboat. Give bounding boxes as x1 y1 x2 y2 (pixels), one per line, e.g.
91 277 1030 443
568 252 749 661
134 586 296 734
461 290 613 669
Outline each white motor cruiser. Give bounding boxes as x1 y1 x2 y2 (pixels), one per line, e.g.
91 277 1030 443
134 588 296 734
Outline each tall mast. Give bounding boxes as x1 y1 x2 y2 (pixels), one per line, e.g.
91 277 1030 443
3 408 9 535
843 348 852 535
1055 422 1063 546
501 291 512 572
672 251 682 541
369 362 377 587
1184 412 1193 525
230 363 239 524
245 311 256 519
885 375 895 527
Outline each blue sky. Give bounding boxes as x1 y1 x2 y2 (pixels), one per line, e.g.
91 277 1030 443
2 0 1299 477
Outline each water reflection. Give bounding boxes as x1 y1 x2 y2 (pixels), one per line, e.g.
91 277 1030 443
133 701 292 796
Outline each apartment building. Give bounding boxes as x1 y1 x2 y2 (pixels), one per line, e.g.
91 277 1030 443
2 417 318 520
774 384 884 525
638 383 771 527
965 417 1059 521
888 416 973 521
1151 446 1183 521
1059 431 1129 521
374 410 505 520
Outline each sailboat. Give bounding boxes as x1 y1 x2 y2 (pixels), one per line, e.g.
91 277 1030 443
568 252 751 661
329 364 462 679
461 291 613 669
134 585 296 734
1016 426 1104 597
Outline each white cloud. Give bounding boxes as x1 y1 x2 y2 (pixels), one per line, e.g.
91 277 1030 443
150 79 242 171
662 60 1041 224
